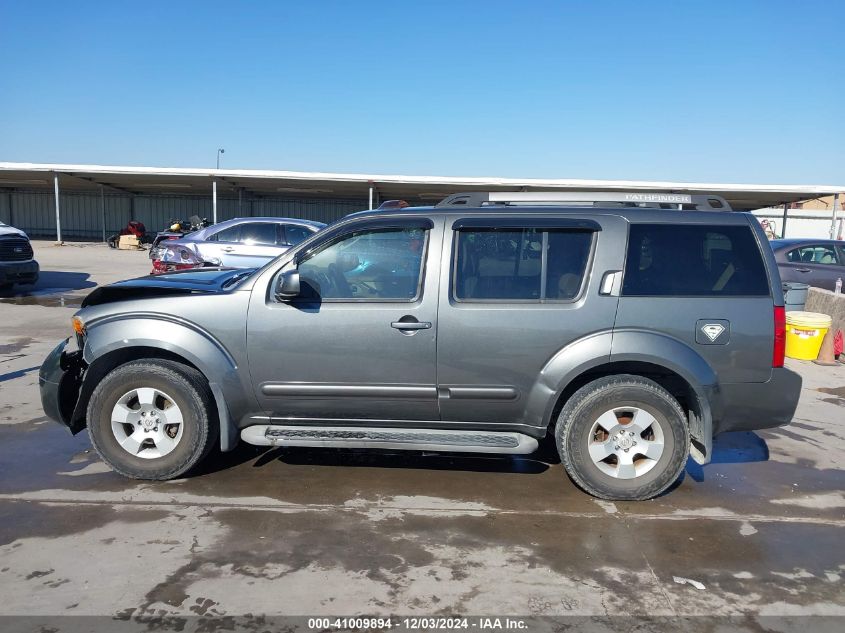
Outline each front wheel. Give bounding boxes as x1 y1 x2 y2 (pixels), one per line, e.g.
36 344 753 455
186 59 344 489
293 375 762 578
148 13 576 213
555 375 690 500
87 360 218 480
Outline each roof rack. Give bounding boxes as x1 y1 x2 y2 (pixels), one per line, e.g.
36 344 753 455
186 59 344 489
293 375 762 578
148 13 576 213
435 191 732 211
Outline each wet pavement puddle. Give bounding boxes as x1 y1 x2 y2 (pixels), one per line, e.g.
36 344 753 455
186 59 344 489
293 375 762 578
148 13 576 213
0 294 84 308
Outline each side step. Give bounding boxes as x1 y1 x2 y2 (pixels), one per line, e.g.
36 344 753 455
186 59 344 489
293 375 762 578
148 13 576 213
240 425 539 455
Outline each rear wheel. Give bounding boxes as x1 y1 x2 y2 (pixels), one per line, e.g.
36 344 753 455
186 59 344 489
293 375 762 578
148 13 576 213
87 360 217 480
555 375 689 500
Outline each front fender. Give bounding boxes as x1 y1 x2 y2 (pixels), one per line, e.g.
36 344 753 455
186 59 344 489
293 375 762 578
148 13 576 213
79 313 252 451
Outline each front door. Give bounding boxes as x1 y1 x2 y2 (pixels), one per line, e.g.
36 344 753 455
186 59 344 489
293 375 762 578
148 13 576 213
247 217 441 423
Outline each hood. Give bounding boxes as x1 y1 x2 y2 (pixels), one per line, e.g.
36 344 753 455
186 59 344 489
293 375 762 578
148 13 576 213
81 267 256 307
0 224 28 239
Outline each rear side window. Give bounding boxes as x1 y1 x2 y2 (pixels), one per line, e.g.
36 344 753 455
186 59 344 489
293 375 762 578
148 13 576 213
284 224 313 245
786 245 840 265
622 224 769 296
210 225 241 242
454 228 593 301
239 222 277 245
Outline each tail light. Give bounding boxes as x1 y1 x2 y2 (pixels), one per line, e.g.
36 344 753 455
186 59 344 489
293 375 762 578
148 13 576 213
773 305 786 368
150 259 197 275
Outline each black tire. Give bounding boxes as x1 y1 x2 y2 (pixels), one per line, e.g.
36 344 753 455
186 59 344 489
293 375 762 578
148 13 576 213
555 375 689 500
87 360 218 480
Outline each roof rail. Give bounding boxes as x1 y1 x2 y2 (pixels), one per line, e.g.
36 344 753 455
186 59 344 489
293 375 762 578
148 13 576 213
435 191 732 211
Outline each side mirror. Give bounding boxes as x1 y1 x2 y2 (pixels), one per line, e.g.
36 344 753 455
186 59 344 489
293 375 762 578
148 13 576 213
275 270 300 300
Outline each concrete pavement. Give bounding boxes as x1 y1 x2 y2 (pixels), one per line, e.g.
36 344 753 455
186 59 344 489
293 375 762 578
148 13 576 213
0 241 843 629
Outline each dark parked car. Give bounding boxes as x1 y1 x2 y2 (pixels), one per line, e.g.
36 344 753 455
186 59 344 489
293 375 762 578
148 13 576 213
770 238 845 291
39 191 801 500
0 221 39 290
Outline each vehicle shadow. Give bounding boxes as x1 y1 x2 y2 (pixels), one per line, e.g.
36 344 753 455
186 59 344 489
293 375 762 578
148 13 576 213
0 271 96 297
261 446 553 474
199 432 766 482
197 441 555 476
684 431 769 482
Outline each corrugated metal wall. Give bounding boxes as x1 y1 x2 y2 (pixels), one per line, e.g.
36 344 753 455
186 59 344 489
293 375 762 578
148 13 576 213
0 191 367 240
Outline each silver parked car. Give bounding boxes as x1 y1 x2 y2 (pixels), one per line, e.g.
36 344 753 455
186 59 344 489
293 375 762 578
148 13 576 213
40 191 801 500
153 217 325 272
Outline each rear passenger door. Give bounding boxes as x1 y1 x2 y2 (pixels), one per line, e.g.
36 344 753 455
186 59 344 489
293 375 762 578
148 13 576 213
616 220 774 383
217 222 283 268
436 215 626 430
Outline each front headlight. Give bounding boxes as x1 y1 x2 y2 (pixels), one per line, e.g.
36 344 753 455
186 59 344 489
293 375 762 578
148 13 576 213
71 315 85 336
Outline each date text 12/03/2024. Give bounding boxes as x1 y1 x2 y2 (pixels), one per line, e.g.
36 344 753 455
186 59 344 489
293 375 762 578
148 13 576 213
307 618 528 630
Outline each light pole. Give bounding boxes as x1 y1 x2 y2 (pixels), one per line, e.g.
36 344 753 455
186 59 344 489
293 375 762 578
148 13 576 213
213 149 224 224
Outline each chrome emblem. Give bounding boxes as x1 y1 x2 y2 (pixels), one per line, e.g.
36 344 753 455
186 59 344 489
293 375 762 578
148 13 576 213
701 323 725 342
13 247 23 253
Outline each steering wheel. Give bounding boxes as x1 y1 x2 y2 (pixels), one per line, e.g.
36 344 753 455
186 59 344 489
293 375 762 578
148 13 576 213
327 263 352 297
312 271 335 296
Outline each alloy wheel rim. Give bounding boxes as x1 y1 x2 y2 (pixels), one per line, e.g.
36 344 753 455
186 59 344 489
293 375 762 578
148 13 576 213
110 387 184 459
586 406 665 479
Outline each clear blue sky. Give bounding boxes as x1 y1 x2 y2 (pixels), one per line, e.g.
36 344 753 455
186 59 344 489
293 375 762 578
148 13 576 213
1 0 843 184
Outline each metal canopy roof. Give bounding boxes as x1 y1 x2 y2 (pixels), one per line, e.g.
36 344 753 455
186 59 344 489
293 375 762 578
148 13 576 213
0 162 842 211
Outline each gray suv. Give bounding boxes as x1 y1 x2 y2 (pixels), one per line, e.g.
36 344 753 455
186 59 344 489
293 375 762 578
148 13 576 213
39 192 801 500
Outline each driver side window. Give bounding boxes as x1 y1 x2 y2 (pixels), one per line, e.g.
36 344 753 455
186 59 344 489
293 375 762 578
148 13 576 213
297 227 428 301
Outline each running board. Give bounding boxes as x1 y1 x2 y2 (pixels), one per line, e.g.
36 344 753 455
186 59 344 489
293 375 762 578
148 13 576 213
240 425 539 455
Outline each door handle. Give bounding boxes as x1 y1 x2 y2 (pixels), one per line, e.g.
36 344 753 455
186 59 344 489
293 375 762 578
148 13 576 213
222 246 235 252
796 267 811 273
391 320 432 330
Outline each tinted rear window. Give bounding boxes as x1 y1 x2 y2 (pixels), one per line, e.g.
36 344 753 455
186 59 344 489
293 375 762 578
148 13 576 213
454 228 593 301
622 224 769 296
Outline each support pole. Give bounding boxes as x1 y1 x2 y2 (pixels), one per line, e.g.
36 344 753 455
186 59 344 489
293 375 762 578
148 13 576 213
100 185 106 243
831 193 840 240
213 180 218 224
53 173 62 244
238 187 242 215
368 183 373 210
781 203 788 238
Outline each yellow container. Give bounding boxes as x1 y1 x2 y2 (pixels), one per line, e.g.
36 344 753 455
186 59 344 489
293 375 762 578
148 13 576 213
785 311 832 360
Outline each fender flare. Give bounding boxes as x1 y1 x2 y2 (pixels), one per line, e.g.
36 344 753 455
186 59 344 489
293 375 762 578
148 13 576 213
76 313 249 451
610 329 719 463
528 330 718 464
525 330 615 429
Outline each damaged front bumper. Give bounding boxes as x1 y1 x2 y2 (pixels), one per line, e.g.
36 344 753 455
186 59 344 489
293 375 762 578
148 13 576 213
39 338 86 433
